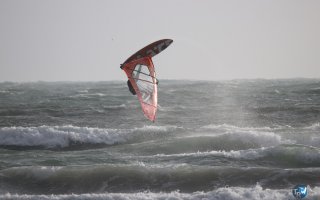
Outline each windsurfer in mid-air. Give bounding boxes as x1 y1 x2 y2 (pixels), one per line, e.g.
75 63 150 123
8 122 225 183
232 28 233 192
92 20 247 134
120 39 173 121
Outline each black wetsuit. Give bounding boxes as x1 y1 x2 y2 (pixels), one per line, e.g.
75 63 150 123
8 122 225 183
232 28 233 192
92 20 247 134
127 80 136 95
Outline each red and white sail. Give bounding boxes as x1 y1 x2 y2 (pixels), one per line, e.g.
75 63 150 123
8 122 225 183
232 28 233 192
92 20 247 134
120 39 173 122
121 57 158 121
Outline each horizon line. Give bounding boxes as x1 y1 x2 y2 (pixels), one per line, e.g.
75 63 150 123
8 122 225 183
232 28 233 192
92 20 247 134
1 77 320 84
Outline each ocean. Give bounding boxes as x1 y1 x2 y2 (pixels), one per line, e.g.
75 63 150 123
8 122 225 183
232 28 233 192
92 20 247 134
0 79 319 200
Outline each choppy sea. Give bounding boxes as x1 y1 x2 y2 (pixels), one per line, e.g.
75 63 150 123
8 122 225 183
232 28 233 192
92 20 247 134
0 79 320 200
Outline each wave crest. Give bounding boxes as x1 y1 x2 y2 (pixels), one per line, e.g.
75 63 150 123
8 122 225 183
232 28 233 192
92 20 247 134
0 126 127 148
0 125 179 149
1 185 319 200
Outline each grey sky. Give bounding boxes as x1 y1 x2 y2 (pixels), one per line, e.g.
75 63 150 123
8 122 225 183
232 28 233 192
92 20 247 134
0 0 319 82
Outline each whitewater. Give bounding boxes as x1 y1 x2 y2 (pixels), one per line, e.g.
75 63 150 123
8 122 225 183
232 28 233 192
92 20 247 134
0 79 320 200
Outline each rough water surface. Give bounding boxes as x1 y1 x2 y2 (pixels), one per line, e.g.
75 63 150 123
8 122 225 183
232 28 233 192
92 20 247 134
0 79 319 199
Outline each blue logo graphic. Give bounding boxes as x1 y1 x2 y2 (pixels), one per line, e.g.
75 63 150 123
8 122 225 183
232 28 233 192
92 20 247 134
292 184 308 199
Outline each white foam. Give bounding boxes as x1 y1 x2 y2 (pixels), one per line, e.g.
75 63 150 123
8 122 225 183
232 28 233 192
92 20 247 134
285 144 320 163
150 144 320 163
234 130 292 147
92 93 106 97
201 123 320 148
0 126 128 148
306 122 320 130
201 124 292 147
0 125 179 148
1 185 319 200
103 104 126 109
78 89 89 93
133 125 179 133
152 148 265 160
201 124 277 131
2 166 63 180
69 93 106 98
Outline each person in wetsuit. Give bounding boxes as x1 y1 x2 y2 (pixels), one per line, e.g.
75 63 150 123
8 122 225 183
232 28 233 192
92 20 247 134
127 80 136 95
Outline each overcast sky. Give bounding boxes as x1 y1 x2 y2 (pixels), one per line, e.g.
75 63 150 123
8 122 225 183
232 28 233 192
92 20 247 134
0 0 319 82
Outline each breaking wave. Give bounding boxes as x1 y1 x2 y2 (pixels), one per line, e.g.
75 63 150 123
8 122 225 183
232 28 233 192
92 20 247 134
146 144 320 167
0 125 179 149
200 123 320 148
201 123 320 131
196 125 292 149
306 122 320 130
0 126 126 148
201 123 285 131
1 167 320 199
0 185 300 200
